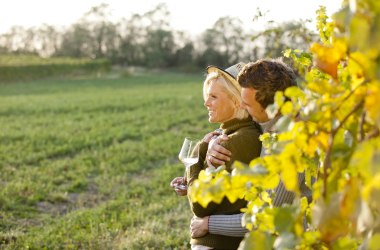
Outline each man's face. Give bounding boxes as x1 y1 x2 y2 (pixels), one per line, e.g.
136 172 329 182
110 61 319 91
241 87 269 123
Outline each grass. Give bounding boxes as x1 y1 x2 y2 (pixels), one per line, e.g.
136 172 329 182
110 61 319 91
0 72 217 249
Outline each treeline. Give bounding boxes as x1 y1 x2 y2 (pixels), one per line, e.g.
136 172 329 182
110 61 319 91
0 54 110 82
0 3 319 70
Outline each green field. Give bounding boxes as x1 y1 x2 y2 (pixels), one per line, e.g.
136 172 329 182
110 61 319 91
0 73 216 249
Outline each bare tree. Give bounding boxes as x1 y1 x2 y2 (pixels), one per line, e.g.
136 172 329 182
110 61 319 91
196 16 248 68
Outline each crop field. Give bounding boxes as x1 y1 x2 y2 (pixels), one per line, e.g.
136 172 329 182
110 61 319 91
0 72 216 249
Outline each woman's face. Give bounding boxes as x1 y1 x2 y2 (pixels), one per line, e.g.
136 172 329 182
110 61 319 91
204 79 237 123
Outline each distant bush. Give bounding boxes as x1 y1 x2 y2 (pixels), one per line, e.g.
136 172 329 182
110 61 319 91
0 54 110 82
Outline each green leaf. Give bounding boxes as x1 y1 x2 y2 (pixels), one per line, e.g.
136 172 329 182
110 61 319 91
266 103 279 120
284 86 305 99
298 52 313 67
283 49 292 58
332 6 351 32
330 236 359 250
273 232 297 250
239 231 274 250
251 163 270 176
274 207 295 233
274 116 292 133
349 12 371 51
368 233 380 250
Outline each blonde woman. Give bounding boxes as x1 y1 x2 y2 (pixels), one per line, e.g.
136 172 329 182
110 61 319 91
170 63 262 250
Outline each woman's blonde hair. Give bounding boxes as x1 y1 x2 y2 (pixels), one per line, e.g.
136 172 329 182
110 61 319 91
203 72 249 120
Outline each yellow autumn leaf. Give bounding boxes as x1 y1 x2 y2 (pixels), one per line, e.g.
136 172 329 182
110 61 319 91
294 131 308 150
274 91 285 107
189 184 213 208
280 101 294 116
225 177 246 203
278 130 293 141
244 187 259 202
284 86 306 99
280 162 298 193
304 137 318 158
310 39 347 78
278 144 300 192
307 80 331 95
261 191 272 204
262 173 280 190
350 50 378 79
362 173 380 201
347 52 366 87
256 208 276 232
197 169 212 182
365 83 380 124
339 177 361 220
262 155 282 174
312 194 351 244
313 131 329 152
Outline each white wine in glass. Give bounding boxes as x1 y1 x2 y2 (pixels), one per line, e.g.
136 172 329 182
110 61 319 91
178 137 199 168
176 137 200 190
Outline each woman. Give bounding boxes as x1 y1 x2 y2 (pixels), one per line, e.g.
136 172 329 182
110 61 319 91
170 62 262 250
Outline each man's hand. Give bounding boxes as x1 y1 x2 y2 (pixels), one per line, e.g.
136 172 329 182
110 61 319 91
170 177 187 196
202 130 222 144
206 134 231 167
190 216 209 238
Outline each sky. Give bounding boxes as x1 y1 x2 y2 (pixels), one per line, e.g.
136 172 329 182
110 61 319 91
0 0 343 35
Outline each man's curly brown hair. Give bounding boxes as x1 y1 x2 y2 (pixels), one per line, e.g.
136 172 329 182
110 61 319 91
237 58 297 108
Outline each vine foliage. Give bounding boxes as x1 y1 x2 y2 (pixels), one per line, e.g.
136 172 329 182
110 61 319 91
191 0 380 249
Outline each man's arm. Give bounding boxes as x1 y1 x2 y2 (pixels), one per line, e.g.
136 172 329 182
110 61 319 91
209 214 248 237
272 172 307 207
206 134 232 167
190 214 247 238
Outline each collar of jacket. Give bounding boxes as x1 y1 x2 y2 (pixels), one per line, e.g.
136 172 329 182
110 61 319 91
220 116 255 135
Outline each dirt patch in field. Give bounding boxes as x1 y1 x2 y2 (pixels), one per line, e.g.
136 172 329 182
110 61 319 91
36 182 105 216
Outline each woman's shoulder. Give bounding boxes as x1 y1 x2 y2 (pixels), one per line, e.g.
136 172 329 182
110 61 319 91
231 121 262 137
223 125 261 148
221 121 262 159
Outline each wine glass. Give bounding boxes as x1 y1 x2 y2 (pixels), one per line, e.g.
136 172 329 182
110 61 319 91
176 137 200 190
178 137 200 168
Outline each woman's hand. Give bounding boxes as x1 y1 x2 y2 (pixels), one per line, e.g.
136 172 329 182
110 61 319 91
190 216 209 238
170 177 187 196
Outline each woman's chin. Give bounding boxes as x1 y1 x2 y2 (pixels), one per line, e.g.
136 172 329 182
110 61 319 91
208 117 217 123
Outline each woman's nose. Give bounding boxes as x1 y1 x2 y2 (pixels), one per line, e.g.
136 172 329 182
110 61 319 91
204 98 210 107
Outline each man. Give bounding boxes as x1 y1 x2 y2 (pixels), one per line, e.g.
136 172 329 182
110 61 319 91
190 58 311 238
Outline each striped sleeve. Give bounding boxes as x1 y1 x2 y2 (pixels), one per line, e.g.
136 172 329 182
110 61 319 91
208 213 247 237
272 172 307 207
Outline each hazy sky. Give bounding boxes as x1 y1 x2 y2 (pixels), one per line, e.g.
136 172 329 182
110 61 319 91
0 0 343 34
